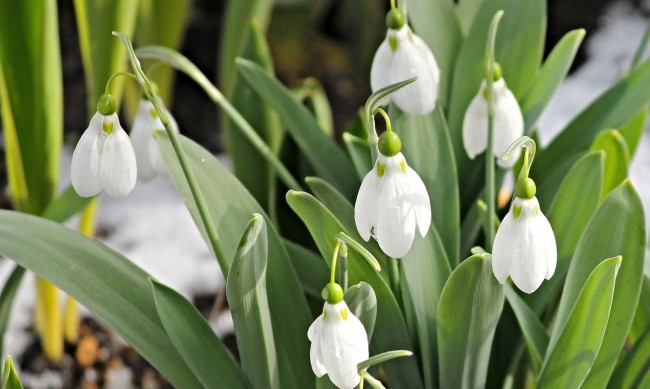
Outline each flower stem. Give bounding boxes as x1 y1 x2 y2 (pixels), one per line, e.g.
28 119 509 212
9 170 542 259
104 72 138 95
373 107 393 133
114 32 229 272
390 0 396 11
330 240 342 284
483 11 504 252
338 242 349 291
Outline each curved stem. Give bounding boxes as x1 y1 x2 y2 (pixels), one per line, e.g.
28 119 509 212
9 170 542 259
114 32 229 271
373 107 393 133
104 72 138 95
503 135 536 179
330 240 342 284
390 0 396 10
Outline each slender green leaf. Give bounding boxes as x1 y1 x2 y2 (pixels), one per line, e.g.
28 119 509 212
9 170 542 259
157 133 314 389
456 0 483 34
0 266 26 357
589 129 630 200
631 276 650 343
40 186 94 223
74 0 139 112
0 211 203 388
437 254 505 388
552 181 646 388
286 191 423 389
393 104 460 263
237 59 359 199
0 0 62 214
407 0 463 105
345 282 378 340
504 285 549 371
226 215 279 389
534 58 650 178
283 239 329 299
151 280 249 389
3 356 24 389
618 107 647 157
293 78 334 135
402 226 451 389
343 132 372 180
521 29 585 132
526 151 604 313
226 21 282 211
608 328 650 389
538 257 622 388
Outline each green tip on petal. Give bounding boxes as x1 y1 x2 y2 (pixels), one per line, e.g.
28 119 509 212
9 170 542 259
102 120 114 134
323 283 344 304
515 177 536 199
386 8 405 30
493 62 502 81
378 131 401 156
97 94 117 115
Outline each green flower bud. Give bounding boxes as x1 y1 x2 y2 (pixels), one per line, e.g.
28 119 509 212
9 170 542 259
97 94 117 116
515 177 536 199
322 283 344 304
386 8 405 30
378 131 401 157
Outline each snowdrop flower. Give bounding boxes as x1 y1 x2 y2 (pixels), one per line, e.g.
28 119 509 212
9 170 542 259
130 98 179 181
492 177 557 293
462 65 524 168
71 94 137 198
308 283 369 389
355 130 431 258
370 8 440 115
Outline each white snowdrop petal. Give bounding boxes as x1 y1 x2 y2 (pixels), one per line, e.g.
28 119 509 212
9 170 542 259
492 210 516 284
100 122 137 198
390 41 436 115
71 112 105 197
411 33 440 87
375 202 416 258
493 83 524 167
462 87 489 160
405 166 431 237
370 38 394 94
308 316 327 377
538 213 557 279
509 200 548 294
354 169 379 241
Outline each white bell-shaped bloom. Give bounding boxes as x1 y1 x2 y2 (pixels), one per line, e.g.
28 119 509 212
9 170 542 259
130 99 179 181
370 26 440 115
71 112 137 198
492 196 557 293
354 152 431 258
308 300 369 389
462 78 524 168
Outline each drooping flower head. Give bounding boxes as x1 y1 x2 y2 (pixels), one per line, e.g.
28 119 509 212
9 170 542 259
308 283 369 389
462 63 524 168
370 8 440 115
130 97 179 181
355 130 431 258
71 94 137 199
492 139 557 293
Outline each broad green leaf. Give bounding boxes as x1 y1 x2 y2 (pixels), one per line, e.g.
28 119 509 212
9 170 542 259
521 29 585 132
0 0 62 214
343 132 372 180
447 0 545 206
618 107 647 157
157 133 314 389
74 0 139 112
40 186 94 224
345 282 378 340
526 151 604 313
293 78 334 135
538 257 621 388
283 239 329 299
286 191 424 389
534 58 650 179
227 21 282 211
219 0 273 93
0 211 203 388
408 0 463 105
393 104 460 264
237 59 359 199
456 0 483 34
504 285 549 371
607 328 650 389
631 277 650 343
3 356 24 389
402 226 452 389
552 181 646 388
437 254 505 388
226 215 279 389
0 266 26 357
589 129 630 200
150 280 249 389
